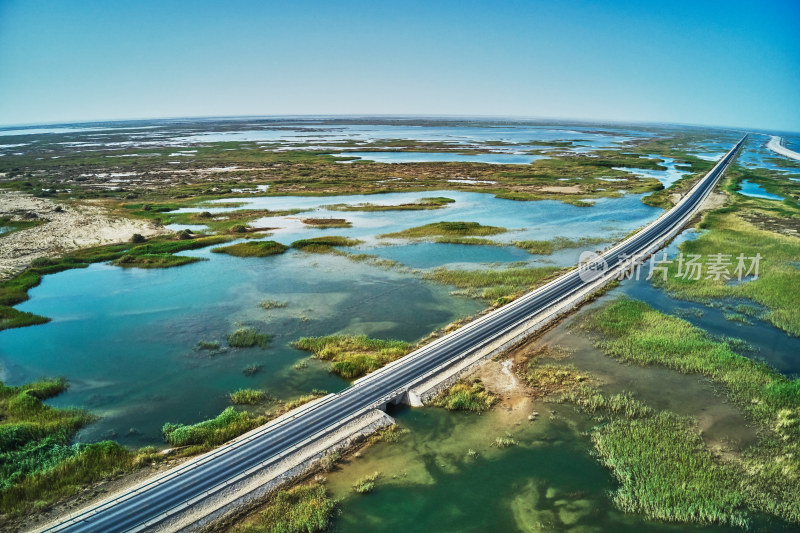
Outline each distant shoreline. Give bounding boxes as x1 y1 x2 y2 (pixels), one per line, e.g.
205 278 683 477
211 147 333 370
766 135 800 161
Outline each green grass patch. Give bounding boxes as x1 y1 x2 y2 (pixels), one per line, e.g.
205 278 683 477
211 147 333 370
327 196 455 211
211 240 288 257
227 327 272 348
111 253 204 268
0 379 162 516
424 265 561 305
352 471 381 494
231 483 337 533
300 217 351 228
229 389 269 405
292 335 412 380
430 380 497 413
162 407 266 449
513 236 608 255
380 221 506 239
433 237 499 246
578 298 800 525
651 195 800 336
592 411 748 528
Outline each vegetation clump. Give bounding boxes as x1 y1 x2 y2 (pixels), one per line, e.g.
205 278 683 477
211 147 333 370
290 236 363 251
380 221 507 239
231 483 337 533
196 340 220 351
229 389 269 405
576 298 800 526
259 299 288 310
211 240 288 257
352 471 381 494
300 218 351 228
513 236 608 255
327 197 455 211
431 380 498 413
227 327 272 348
424 265 561 305
162 407 266 449
112 253 203 268
292 334 412 379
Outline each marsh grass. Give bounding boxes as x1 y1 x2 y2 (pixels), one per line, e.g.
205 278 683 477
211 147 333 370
211 241 288 257
592 412 749 528
300 218 352 228
259 300 288 310
352 471 381 494
0 379 162 516
430 380 498 413
229 389 269 405
652 190 800 336
231 483 338 533
112 254 203 268
379 221 507 239
196 340 220 351
492 436 517 448
513 236 608 255
327 196 455 212
290 236 363 251
227 327 272 348
578 298 800 525
162 407 267 449
433 237 499 246
292 335 412 379
242 364 262 376
424 266 561 305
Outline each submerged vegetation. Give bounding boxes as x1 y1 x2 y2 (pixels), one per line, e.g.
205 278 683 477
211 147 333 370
430 380 497 413
379 221 507 239
211 240 288 257
292 335 412 379
351 471 381 494
231 483 337 533
227 327 272 348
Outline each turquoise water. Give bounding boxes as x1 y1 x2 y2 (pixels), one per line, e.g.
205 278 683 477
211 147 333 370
333 151 547 164
0 253 480 445
612 155 689 187
187 190 660 266
737 180 784 201
1 190 661 446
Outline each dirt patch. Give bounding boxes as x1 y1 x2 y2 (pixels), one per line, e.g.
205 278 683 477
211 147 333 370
537 185 582 194
740 211 800 237
0 191 168 279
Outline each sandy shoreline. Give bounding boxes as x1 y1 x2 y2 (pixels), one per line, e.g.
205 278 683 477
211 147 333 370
0 190 168 279
766 135 800 161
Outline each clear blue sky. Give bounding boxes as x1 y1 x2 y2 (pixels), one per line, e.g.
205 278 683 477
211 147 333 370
1 0 798 131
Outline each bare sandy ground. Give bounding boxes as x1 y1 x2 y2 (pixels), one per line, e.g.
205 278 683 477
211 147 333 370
0 191 168 279
767 135 800 161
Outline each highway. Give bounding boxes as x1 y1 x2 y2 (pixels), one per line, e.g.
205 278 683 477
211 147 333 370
46 136 747 532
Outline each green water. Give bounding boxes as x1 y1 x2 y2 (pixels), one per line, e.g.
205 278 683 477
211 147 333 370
327 406 741 533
